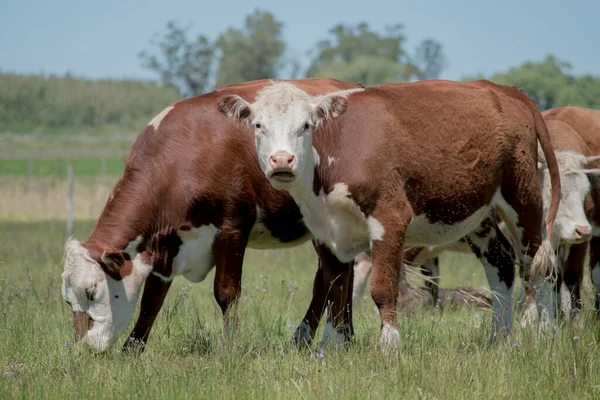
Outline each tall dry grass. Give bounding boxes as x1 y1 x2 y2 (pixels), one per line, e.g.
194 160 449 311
0 176 117 221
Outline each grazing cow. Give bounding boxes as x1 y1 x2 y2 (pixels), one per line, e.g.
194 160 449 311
352 149 600 315
218 79 561 349
61 78 363 352
540 106 600 316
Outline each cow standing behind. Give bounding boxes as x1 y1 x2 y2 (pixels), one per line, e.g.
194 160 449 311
61 78 363 352
219 79 562 349
541 106 600 316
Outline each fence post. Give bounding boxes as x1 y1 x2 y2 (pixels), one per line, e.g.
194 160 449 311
66 164 74 238
28 158 33 179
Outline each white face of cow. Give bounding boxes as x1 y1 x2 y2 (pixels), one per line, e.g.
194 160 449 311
61 238 151 352
540 151 600 244
252 98 316 188
217 82 360 190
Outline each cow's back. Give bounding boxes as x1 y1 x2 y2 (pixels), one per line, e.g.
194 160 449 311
543 106 600 155
318 79 541 218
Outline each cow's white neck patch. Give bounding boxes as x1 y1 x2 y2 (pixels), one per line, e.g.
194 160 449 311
148 105 174 130
291 182 372 262
312 146 320 166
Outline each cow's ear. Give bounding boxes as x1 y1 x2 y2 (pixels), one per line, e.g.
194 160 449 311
218 95 252 124
101 248 126 275
580 168 600 177
313 94 348 127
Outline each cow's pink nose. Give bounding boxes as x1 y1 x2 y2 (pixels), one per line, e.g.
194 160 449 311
575 225 592 240
269 152 296 170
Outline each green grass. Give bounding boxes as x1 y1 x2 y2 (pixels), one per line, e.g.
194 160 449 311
0 132 134 159
1 220 600 398
0 157 124 177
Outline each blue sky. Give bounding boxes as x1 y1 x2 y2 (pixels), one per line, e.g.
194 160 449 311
1 0 598 82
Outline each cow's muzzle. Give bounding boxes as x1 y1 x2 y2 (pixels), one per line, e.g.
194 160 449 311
268 152 296 183
73 311 94 342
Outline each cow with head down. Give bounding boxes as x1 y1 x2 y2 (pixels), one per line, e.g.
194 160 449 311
218 79 562 349
60 78 364 352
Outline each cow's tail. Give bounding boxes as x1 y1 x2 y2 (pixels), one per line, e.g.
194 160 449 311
530 108 561 281
534 110 561 241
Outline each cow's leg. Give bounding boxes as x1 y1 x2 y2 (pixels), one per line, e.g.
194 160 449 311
369 199 413 351
293 249 326 347
556 242 587 323
316 243 354 348
589 237 600 313
515 272 527 312
553 244 573 321
465 216 515 343
352 252 372 309
525 244 568 322
122 273 172 353
421 258 440 308
553 247 566 319
498 181 557 336
212 229 249 341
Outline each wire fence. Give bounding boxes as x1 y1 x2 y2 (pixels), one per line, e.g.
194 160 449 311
1 158 120 229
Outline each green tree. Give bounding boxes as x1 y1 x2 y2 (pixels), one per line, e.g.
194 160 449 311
215 9 287 87
414 38 448 80
465 55 600 111
486 55 572 110
0 72 180 132
139 21 214 97
306 23 446 85
557 74 600 109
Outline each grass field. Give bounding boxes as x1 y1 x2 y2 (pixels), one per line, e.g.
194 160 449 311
2 216 600 399
2 130 600 399
0 158 123 177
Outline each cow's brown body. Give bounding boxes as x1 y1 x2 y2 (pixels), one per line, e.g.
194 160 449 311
219 79 561 345
66 78 361 351
319 81 559 342
542 106 600 313
355 107 600 322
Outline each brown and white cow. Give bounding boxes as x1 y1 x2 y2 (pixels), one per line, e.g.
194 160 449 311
352 149 600 315
540 106 600 316
61 78 363 352
218 79 561 349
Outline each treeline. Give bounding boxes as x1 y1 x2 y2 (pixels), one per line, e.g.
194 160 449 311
1 9 448 133
2 9 599 133
139 11 448 97
467 55 600 111
0 72 180 132
1 10 448 133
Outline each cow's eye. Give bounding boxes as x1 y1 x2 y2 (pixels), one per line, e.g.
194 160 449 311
304 123 310 130
255 123 261 129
